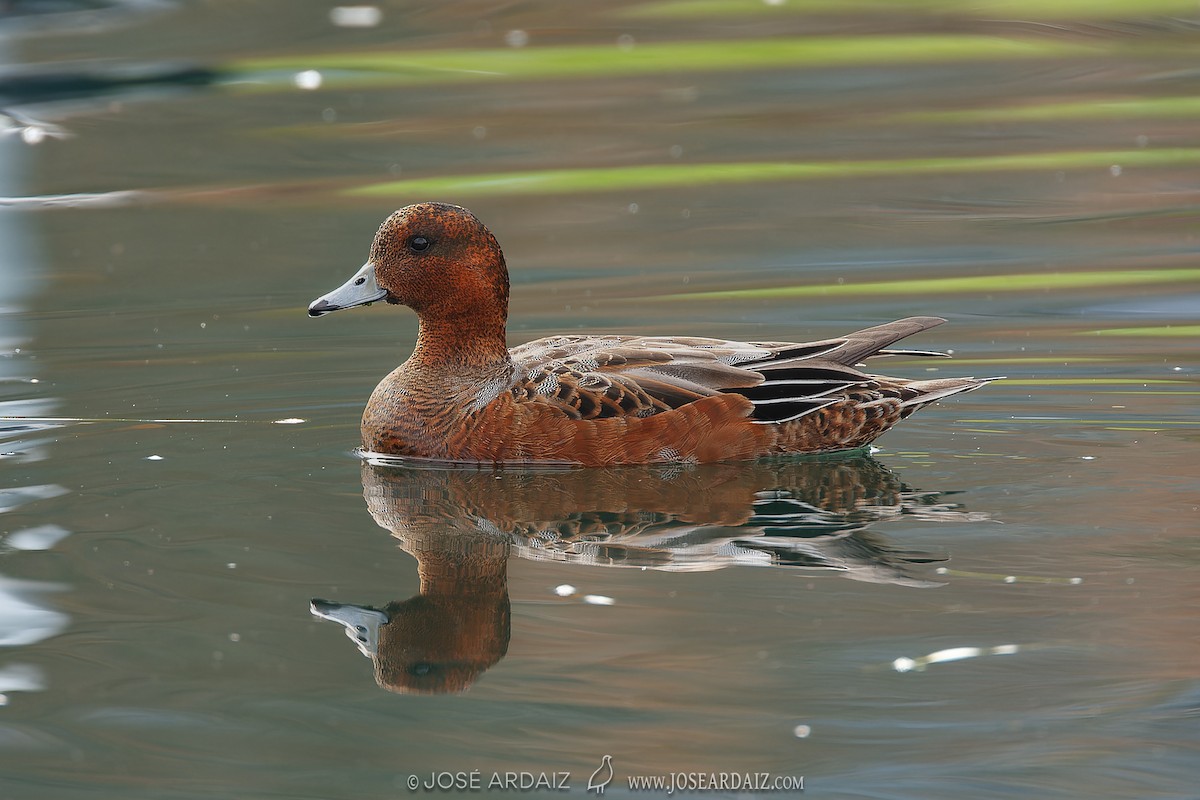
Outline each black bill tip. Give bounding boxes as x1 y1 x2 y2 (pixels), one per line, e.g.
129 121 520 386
308 299 337 317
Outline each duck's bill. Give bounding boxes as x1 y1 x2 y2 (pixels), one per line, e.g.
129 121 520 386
308 261 387 316
310 598 388 658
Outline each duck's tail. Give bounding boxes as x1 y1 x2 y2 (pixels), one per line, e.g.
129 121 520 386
900 375 1004 408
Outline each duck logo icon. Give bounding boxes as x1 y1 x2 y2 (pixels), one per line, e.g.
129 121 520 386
587 755 614 794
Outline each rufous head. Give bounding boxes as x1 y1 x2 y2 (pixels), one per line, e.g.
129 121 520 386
308 203 509 321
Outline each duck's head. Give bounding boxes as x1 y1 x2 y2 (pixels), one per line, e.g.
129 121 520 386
308 202 509 320
310 588 511 695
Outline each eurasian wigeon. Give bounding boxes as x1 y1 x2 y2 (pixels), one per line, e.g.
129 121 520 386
309 203 993 466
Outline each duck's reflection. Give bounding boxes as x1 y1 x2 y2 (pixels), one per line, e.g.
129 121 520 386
312 456 983 694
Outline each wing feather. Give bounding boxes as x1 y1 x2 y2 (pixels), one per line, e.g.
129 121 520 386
506 318 979 426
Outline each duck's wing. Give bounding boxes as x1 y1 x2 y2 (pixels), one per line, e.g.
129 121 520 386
509 334 777 420
730 316 967 423
509 319 950 422
506 323 892 424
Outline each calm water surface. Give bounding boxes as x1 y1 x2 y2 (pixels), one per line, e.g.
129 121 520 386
2 1 1198 798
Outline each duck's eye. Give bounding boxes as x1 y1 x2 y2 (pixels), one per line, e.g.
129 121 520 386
408 662 434 676
408 236 430 253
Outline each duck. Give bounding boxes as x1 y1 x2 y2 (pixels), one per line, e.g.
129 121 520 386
309 202 993 466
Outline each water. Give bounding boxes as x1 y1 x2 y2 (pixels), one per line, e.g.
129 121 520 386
2 1 1199 798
